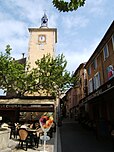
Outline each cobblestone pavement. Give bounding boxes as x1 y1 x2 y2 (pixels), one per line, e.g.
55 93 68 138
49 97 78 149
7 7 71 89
8 133 55 152
12 144 54 152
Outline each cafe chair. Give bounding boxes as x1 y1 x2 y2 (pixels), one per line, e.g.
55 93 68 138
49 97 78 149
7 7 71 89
18 128 29 151
10 125 18 139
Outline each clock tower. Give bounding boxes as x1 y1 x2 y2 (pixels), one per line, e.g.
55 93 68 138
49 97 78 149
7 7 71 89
27 13 57 69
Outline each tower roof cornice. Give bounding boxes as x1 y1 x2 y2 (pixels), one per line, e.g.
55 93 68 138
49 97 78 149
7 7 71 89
28 27 57 32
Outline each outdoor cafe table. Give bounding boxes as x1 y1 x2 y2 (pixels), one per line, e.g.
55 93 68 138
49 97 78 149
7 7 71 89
27 128 38 148
27 128 37 133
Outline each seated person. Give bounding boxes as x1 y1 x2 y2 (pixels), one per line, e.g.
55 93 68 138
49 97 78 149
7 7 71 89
28 121 36 129
35 122 40 129
29 123 34 129
20 122 28 129
36 126 43 138
15 122 20 130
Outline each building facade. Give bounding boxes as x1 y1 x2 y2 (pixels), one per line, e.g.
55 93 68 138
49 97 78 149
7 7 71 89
64 63 87 119
62 21 114 137
27 13 57 69
81 21 114 136
86 21 114 94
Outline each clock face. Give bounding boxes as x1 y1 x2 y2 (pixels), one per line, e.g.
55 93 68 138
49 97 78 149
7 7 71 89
38 35 46 43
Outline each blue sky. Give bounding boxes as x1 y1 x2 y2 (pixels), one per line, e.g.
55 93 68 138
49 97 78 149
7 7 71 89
0 0 114 71
0 0 114 94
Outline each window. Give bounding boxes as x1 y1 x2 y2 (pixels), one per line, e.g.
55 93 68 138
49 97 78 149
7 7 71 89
107 65 114 80
112 34 114 50
88 78 93 93
93 58 97 70
93 72 101 90
88 66 91 75
103 44 109 60
39 43 44 50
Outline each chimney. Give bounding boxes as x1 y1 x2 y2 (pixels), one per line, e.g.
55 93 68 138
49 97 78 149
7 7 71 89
22 53 25 58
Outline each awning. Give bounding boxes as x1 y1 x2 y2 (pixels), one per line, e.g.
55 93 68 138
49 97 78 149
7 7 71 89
0 96 55 112
0 98 55 105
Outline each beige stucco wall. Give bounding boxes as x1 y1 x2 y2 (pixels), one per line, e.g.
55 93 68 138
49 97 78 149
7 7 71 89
27 28 57 69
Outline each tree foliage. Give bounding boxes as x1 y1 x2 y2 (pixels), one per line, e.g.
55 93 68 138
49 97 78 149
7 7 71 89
52 0 86 12
0 45 29 96
33 54 76 97
0 46 77 97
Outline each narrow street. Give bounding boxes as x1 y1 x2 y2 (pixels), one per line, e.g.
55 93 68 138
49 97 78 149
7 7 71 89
60 118 113 152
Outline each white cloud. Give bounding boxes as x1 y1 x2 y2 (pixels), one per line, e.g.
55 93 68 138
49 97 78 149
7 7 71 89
49 14 59 28
0 0 53 26
9 38 28 58
0 19 28 58
0 20 27 39
0 37 28 59
61 15 89 31
61 37 101 72
0 1 53 24
86 0 106 16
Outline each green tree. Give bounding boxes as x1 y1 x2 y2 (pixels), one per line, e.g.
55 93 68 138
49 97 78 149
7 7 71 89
0 45 28 96
33 54 76 97
52 0 86 12
0 46 77 97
